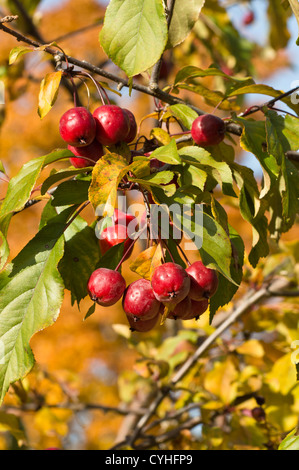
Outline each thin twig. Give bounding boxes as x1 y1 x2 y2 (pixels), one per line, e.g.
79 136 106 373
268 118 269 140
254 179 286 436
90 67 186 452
149 0 176 90
0 15 18 23
0 21 223 129
0 402 146 416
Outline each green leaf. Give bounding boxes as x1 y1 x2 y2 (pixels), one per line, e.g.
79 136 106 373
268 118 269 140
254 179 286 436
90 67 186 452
178 83 235 111
232 163 269 267
167 0 205 49
0 230 9 272
38 71 63 119
0 149 73 266
167 104 199 130
288 0 299 45
0 222 65 404
229 85 299 115
129 170 175 188
265 110 299 236
179 163 207 191
41 168 92 196
209 225 244 321
96 240 126 271
8 46 33 65
150 139 181 165
0 149 72 225
51 180 90 206
59 215 101 306
178 146 236 197
279 428 299 450
174 65 254 87
100 0 168 77
84 302 96 320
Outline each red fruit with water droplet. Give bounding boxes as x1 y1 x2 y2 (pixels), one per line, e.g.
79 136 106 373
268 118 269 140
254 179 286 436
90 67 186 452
93 105 130 146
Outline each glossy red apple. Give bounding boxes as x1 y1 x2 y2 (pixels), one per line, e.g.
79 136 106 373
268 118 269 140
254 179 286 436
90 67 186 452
123 278 161 321
186 261 219 300
93 105 130 146
87 268 126 306
191 114 225 147
151 262 190 308
59 107 96 147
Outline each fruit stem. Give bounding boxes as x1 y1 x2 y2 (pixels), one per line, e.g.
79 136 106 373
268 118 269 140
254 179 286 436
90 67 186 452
77 71 110 105
169 130 191 137
160 237 175 263
171 236 191 267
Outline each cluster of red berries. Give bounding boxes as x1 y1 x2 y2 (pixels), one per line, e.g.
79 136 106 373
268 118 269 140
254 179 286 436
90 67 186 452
87 239 218 332
59 104 137 168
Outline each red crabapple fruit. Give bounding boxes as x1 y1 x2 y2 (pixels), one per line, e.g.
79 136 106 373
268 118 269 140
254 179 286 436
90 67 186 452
191 114 225 147
151 262 190 308
59 107 96 147
186 261 219 300
123 278 161 321
87 268 126 306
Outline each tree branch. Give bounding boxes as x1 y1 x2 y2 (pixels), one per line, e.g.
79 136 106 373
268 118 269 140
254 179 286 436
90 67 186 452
0 19 246 137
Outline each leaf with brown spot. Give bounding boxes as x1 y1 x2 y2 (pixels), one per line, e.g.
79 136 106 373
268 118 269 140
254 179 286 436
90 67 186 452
88 153 129 217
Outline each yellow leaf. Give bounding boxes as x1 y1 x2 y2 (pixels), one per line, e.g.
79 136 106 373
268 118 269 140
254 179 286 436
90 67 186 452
88 153 128 216
265 353 297 395
204 358 239 404
129 244 163 280
236 339 264 358
150 128 172 146
38 71 63 119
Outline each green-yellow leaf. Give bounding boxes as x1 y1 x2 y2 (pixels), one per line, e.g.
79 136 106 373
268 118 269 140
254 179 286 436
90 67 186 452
100 0 168 77
9 46 33 65
38 71 62 119
88 153 128 216
129 244 163 279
